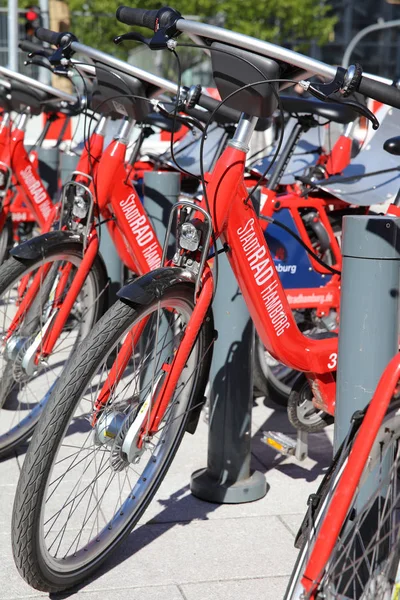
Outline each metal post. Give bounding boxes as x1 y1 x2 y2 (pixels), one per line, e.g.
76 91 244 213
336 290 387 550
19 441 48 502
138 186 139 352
334 215 400 451
99 224 123 306
37 147 59 201
59 151 79 187
38 0 51 84
7 0 18 72
342 19 400 68
190 248 267 503
143 171 180 256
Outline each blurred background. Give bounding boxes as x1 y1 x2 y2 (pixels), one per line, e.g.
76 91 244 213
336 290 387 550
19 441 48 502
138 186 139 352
2 0 400 85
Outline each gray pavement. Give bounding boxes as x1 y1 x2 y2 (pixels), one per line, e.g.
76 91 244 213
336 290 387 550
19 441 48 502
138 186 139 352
0 396 333 600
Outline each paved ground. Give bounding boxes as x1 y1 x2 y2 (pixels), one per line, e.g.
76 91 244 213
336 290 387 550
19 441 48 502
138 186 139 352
0 392 334 600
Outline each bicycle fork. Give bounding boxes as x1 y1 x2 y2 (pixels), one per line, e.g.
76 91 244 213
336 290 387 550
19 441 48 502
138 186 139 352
91 268 214 453
3 233 99 375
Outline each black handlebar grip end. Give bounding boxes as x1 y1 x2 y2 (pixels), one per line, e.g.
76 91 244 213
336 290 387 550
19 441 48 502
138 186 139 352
358 76 400 111
19 40 54 57
197 92 241 124
116 7 159 30
35 27 62 46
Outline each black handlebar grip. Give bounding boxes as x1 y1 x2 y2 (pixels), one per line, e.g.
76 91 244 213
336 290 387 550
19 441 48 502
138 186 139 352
197 92 241 124
358 76 400 110
116 7 159 29
35 27 63 46
19 40 53 57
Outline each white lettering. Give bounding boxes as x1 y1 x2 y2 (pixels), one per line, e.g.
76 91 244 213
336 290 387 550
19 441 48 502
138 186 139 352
287 292 334 306
120 194 161 268
237 219 290 337
19 165 52 218
276 263 297 275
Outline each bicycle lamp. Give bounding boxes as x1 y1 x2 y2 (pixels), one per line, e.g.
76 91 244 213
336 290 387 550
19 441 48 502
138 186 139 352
72 186 89 219
179 222 201 251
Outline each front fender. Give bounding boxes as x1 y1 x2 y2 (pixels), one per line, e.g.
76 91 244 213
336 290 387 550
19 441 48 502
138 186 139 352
10 230 83 261
117 267 195 307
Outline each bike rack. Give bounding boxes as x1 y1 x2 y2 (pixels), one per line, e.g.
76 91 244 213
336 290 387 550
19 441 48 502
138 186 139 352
335 214 400 450
190 193 268 504
143 170 181 261
37 147 59 202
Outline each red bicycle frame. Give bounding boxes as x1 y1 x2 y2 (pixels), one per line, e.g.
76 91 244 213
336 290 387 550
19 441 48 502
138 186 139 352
300 352 400 598
96 118 340 446
35 119 163 360
4 123 106 340
9 119 56 231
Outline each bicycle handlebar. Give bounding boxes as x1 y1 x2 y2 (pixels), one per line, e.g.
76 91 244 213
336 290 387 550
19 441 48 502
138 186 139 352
358 76 400 110
116 5 400 111
19 40 53 57
195 91 241 123
116 6 159 29
35 27 64 46
0 65 77 103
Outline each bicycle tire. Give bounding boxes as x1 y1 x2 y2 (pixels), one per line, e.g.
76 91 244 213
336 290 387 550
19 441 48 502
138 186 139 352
12 283 213 592
0 242 107 458
285 400 400 599
0 217 12 265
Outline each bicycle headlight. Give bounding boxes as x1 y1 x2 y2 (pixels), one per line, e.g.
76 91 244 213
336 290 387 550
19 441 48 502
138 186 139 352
179 222 201 251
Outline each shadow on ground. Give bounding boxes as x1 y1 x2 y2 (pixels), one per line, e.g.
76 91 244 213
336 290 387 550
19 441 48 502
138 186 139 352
49 394 332 599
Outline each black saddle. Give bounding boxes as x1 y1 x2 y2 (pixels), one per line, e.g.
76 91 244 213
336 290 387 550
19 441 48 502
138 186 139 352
384 136 400 156
0 81 60 116
280 96 357 125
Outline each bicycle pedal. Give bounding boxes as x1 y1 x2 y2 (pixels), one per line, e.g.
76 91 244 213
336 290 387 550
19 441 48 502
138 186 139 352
262 431 297 456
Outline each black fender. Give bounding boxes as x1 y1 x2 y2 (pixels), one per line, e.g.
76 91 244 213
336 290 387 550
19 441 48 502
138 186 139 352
10 230 84 261
10 229 110 313
117 266 214 435
117 266 195 307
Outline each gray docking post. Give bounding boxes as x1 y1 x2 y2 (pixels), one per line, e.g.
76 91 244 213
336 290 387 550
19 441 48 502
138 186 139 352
335 214 400 451
37 147 59 201
190 247 267 504
59 151 79 187
143 170 180 257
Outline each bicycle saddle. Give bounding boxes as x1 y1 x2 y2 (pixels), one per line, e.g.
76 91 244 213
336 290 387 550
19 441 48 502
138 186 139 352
383 136 400 156
280 96 357 124
6 81 51 115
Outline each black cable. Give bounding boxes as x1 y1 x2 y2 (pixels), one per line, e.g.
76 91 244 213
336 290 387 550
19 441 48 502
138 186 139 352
168 50 201 180
68 46 343 284
68 64 92 150
176 42 294 296
259 213 341 275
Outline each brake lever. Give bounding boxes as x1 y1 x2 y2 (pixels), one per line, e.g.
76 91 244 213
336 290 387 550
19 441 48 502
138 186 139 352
306 82 379 130
25 56 54 72
114 31 151 45
114 29 171 50
336 98 379 130
299 64 379 130
27 50 52 60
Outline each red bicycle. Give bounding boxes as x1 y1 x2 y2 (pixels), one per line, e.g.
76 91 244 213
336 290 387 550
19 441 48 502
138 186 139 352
12 10 399 592
0 38 243 459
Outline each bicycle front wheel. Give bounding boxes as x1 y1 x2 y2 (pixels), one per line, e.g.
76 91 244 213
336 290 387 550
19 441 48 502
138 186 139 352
285 400 400 600
0 243 107 457
12 283 213 592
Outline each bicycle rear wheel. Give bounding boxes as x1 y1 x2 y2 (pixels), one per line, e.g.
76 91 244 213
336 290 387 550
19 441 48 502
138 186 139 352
12 283 213 592
285 400 400 600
